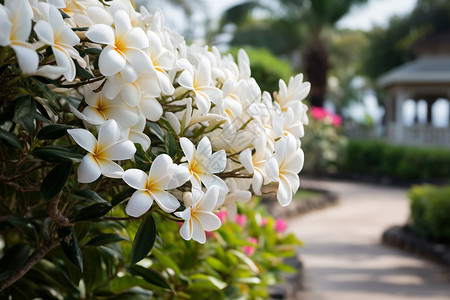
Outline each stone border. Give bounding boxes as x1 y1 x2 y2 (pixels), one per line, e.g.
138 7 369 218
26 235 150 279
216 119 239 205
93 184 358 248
261 188 338 219
268 256 303 300
382 225 450 266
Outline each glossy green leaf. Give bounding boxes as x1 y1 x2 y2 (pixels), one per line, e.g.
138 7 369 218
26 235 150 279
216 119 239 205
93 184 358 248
127 265 171 290
40 161 72 202
130 214 156 264
111 188 135 206
72 189 106 203
37 124 73 140
109 275 153 294
147 122 164 141
0 243 30 278
13 95 36 133
111 289 153 300
190 274 227 290
152 248 181 275
33 145 84 163
8 216 38 244
164 132 179 158
74 59 93 79
58 227 83 272
86 233 127 247
205 256 228 273
134 143 152 171
84 48 102 55
229 249 259 273
74 202 112 222
0 128 22 149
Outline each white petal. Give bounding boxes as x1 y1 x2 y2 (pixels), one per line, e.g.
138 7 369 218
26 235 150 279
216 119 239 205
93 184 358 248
104 105 139 129
194 90 210 115
67 128 97 153
123 27 148 49
120 64 138 83
195 58 211 87
129 131 151 151
120 83 141 107
11 44 38 74
82 107 106 125
140 97 163 121
208 150 226 173
197 185 219 212
175 206 191 221
179 137 195 163
265 157 279 181
196 212 221 231
77 153 101 183
34 65 66 80
164 164 191 189
252 171 263 195
99 46 126 76
165 112 181 135
148 154 172 182
177 70 194 89
123 169 148 190
98 120 121 149
100 140 136 160
114 10 132 38
97 158 124 178
197 136 212 158
34 20 54 45
277 179 293 207
191 220 206 244
239 148 254 174
86 24 115 45
53 46 75 81
152 190 180 213
199 174 229 195
126 191 153 217
0 16 12 46
156 70 174 95
179 218 192 241
199 87 222 105
103 75 123 99
122 48 152 73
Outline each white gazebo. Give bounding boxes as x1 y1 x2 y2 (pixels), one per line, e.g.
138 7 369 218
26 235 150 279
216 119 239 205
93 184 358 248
378 55 450 148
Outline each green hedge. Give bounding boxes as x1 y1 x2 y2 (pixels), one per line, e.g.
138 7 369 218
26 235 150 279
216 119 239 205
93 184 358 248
409 185 450 243
342 140 450 182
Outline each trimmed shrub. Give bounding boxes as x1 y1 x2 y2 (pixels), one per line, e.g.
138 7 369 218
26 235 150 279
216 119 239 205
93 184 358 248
409 185 450 243
342 140 450 182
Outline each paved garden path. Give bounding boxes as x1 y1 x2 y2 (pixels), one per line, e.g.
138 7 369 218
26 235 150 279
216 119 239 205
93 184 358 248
287 177 450 300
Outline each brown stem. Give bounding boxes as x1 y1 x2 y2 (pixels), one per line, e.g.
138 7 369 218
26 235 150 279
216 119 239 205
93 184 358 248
60 76 105 89
0 240 58 292
47 193 71 227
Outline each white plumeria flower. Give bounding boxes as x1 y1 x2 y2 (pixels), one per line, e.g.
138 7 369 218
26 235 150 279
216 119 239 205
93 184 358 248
239 136 272 194
0 0 38 74
122 154 190 217
274 74 311 112
67 120 136 183
216 190 251 221
123 115 151 151
175 186 222 244
266 135 304 207
34 5 84 81
85 10 150 76
272 102 307 140
180 136 228 195
178 58 222 115
70 87 139 129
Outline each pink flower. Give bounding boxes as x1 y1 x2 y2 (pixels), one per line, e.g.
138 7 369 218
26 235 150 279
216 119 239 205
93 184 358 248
242 237 258 256
332 115 342 127
260 217 268 227
235 214 247 226
216 211 227 224
274 219 288 233
311 106 328 120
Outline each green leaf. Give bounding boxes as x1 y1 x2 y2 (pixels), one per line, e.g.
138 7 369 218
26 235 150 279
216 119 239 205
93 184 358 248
84 48 102 55
33 145 84 163
152 248 181 275
111 289 153 300
74 59 93 79
74 202 112 222
147 122 164 141
0 129 22 149
111 188 135 206
130 214 156 264
71 27 89 31
8 216 38 244
205 257 228 273
58 227 83 272
134 143 152 171
0 243 30 279
37 124 73 140
86 233 127 247
190 274 227 290
13 95 36 133
109 275 153 294
72 189 106 203
229 249 259 273
40 161 72 202
127 265 171 290
164 132 179 158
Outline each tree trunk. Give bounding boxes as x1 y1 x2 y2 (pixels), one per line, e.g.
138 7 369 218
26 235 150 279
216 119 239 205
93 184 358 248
302 42 329 107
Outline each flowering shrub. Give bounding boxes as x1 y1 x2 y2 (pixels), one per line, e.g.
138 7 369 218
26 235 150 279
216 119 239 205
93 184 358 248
0 0 309 295
302 106 347 174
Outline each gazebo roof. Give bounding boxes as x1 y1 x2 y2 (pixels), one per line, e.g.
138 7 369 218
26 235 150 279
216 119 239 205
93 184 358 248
378 55 450 88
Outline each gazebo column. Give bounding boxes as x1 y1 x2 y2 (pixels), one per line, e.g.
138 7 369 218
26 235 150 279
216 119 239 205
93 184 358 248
425 98 436 125
393 88 406 143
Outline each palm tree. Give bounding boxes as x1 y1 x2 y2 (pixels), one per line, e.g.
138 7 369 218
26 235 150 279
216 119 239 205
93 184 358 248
219 0 367 107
